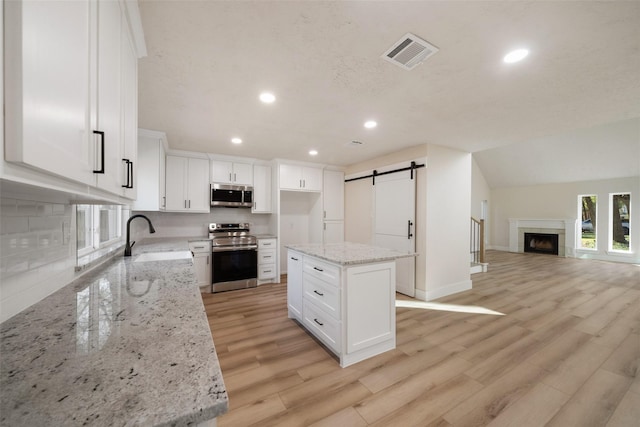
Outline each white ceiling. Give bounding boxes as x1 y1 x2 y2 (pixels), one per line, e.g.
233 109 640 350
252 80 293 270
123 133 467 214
474 117 640 188
137 0 640 173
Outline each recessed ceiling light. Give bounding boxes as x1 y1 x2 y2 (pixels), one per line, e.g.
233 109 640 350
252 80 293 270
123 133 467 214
364 120 377 129
231 137 242 144
503 49 529 64
309 150 318 156
259 92 276 103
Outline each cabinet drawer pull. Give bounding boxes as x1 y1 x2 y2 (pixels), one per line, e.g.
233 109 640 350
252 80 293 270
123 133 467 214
313 318 323 326
263 255 271 259
194 246 205 249
313 267 324 272
313 290 324 296
264 270 272 273
291 257 299 261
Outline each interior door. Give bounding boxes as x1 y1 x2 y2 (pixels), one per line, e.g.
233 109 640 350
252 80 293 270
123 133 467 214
374 170 416 297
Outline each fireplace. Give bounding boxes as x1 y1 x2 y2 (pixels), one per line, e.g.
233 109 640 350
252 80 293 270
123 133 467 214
508 219 574 257
524 233 559 255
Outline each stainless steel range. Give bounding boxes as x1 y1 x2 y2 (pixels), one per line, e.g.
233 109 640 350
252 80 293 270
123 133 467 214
209 223 258 293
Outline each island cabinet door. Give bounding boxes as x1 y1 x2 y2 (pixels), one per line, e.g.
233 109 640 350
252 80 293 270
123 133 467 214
287 251 303 320
345 262 396 354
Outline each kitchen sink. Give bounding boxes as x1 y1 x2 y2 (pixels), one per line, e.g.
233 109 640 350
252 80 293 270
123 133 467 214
133 251 193 263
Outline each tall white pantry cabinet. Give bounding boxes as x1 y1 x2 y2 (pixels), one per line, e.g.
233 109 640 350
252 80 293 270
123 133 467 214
3 0 145 200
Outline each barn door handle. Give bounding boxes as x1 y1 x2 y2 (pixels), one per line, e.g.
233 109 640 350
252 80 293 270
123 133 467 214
408 220 413 239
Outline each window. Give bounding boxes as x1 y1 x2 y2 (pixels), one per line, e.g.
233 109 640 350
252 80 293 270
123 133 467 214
579 195 597 250
610 193 630 252
76 205 123 257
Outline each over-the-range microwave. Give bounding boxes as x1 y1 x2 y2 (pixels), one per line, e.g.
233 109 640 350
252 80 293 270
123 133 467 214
210 183 253 208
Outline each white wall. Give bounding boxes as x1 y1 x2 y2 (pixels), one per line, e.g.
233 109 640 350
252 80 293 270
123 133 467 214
490 176 640 263
423 145 472 300
345 144 472 301
471 157 491 246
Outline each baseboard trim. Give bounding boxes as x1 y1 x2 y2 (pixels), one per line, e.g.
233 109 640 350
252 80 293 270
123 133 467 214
488 245 510 252
415 279 472 301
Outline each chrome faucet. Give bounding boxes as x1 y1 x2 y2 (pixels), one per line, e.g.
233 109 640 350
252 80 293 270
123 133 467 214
124 214 156 257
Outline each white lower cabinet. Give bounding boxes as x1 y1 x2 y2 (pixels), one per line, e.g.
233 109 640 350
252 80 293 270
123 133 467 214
257 237 277 284
288 249 396 367
189 241 212 291
303 300 341 352
323 221 345 243
287 251 303 321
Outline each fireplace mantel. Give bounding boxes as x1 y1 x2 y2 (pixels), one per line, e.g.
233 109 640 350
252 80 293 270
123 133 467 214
508 218 577 257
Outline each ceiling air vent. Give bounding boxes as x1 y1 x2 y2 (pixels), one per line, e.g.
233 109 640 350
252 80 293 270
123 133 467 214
382 33 439 71
347 140 365 148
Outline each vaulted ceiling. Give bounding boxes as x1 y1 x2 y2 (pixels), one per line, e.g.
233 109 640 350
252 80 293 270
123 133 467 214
137 1 640 184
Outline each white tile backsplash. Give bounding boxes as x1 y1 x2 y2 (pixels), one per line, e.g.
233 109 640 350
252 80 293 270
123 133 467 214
0 197 77 323
130 208 273 239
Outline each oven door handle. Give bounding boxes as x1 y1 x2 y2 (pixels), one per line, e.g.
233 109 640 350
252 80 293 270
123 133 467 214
212 245 258 252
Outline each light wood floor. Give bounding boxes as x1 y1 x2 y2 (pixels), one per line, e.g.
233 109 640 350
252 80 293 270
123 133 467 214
201 251 640 426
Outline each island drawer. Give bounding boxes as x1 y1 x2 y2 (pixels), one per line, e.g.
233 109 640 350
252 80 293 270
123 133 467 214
303 300 341 353
303 274 340 320
303 257 340 286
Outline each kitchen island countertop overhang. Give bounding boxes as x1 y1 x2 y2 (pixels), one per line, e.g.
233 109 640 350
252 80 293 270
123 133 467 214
0 237 228 427
285 242 417 265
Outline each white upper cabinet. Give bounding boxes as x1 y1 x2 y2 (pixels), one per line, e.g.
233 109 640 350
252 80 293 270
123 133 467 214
94 0 124 195
165 155 209 213
279 164 323 192
4 0 144 199
133 130 167 211
211 160 253 185
4 0 94 184
252 164 272 213
323 170 344 221
119 14 139 200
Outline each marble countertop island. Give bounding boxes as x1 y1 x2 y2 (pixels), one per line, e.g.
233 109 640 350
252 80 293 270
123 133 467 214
286 242 417 265
0 238 227 427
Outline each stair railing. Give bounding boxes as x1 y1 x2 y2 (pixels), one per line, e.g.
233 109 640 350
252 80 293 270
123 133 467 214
470 217 486 264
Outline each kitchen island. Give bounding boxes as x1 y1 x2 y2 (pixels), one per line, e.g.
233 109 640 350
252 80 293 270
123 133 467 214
0 238 227 427
285 242 416 367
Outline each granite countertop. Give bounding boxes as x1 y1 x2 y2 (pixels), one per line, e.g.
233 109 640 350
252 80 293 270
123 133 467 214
286 242 417 265
254 234 277 239
0 237 228 427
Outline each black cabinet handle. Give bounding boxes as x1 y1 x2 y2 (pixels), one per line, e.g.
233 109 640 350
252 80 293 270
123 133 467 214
313 267 323 272
313 290 324 296
122 159 132 188
93 131 105 174
128 160 134 188
313 318 323 326
291 257 299 261
408 220 414 239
